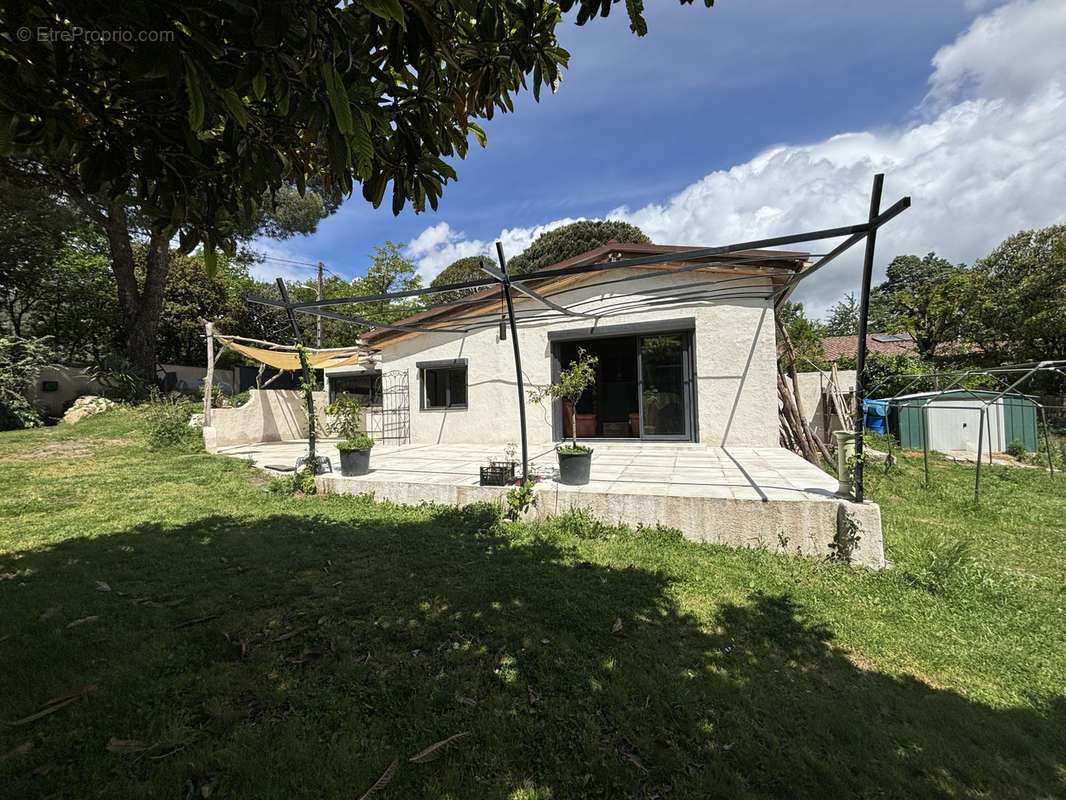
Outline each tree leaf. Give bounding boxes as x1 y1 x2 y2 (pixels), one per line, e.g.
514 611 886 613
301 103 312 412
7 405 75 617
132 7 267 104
320 62 353 135
220 89 248 129
468 121 487 148
252 72 267 101
184 59 205 131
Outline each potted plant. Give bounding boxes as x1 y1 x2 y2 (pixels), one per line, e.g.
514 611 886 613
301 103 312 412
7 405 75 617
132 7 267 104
325 395 375 476
529 348 599 485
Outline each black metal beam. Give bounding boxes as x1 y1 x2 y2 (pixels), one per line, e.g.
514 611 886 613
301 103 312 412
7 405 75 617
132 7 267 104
478 258 595 318
276 278 317 469
278 215 910 312
774 196 910 299
490 243 529 483
246 295 474 334
853 174 885 504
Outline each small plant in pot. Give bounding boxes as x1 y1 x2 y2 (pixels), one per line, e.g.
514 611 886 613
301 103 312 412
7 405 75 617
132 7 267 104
325 395 375 476
529 348 598 485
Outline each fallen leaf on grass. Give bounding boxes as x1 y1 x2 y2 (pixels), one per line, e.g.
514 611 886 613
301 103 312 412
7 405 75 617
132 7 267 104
67 616 99 628
106 737 148 753
39 606 62 621
623 752 648 773
527 685 539 707
95 581 111 592
173 614 219 630
8 685 96 726
409 732 470 763
272 626 307 642
0 573 15 581
358 758 398 800
612 617 624 634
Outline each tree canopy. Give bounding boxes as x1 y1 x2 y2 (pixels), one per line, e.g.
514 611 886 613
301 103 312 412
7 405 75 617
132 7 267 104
821 293 859 337
869 252 969 359
0 0 713 260
965 225 1066 362
505 220 652 275
429 255 492 303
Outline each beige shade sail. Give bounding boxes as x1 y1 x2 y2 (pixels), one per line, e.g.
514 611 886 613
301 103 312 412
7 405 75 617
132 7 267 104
225 341 365 371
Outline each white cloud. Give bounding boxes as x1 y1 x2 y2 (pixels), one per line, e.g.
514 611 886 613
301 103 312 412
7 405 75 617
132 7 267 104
405 217 584 283
927 0 1066 105
405 0 1066 317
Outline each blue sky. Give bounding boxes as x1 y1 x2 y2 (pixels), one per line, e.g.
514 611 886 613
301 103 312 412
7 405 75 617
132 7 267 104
254 0 1066 318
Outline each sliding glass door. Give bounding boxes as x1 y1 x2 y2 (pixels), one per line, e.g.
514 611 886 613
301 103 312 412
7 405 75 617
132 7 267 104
638 334 692 440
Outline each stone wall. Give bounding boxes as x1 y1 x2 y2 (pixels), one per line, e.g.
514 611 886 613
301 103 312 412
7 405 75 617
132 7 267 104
202 389 329 452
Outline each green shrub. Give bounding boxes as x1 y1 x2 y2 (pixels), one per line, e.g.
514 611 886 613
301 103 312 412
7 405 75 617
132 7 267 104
269 464 317 495
504 479 537 521
549 506 614 540
1005 438 1027 459
337 433 374 450
325 395 364 440
228 390 250 408
0 335 55 430
141 392 201 451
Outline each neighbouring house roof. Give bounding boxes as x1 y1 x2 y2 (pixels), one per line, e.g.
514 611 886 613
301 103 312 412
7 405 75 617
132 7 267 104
365 240 809 346
820 333 985 362
820 333 918 361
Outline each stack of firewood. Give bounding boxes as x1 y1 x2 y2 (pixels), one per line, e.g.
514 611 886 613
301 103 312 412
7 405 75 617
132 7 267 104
775 315 833 467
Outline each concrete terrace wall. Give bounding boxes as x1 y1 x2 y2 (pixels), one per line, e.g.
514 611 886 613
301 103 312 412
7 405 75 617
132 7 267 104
348 269 779 447
203 389 328 452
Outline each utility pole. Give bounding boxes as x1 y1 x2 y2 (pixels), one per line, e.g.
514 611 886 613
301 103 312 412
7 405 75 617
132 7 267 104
316 261 325 348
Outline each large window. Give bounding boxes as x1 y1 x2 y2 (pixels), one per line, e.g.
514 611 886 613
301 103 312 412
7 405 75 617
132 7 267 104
330 371 382 407
422 364 467 409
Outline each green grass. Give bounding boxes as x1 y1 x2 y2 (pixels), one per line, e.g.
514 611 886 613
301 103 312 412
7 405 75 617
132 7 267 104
1 411 1065 799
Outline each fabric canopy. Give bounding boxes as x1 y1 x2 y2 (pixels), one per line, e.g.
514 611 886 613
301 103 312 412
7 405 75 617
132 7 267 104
226 341 364 371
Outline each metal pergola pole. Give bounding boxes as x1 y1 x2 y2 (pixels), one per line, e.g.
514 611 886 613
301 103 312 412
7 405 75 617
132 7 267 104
853 173 884 503
277 278 316 469
975 406 987 502
1041 406 1055 478
492 243 529 483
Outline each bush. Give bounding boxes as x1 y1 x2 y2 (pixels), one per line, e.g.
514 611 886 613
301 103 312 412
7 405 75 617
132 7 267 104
0 335 55 430
549 506 615 540
141 392 202 451
1005 438 1027 459
229 391 250 408
269 467 317 496
337 433 374 450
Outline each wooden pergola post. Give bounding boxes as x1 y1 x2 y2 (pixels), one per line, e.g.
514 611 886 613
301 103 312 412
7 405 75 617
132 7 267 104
203 319 214 426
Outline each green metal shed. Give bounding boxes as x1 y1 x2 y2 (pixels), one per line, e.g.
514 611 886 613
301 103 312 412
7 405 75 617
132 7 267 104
884 390 1040 453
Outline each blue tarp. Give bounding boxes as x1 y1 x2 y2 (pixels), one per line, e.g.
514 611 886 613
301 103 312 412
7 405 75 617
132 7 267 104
863 400 888 434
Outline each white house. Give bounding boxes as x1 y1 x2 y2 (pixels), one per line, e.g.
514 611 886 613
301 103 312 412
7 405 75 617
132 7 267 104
324 242 808 448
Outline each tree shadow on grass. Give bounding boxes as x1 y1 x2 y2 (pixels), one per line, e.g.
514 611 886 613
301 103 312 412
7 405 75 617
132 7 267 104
1 503 1063 799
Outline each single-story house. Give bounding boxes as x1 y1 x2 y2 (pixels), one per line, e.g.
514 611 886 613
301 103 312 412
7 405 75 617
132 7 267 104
324 241 810 447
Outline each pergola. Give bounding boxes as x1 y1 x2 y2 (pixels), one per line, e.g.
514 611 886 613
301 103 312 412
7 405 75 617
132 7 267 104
248 175 911 500
868 360 1065 501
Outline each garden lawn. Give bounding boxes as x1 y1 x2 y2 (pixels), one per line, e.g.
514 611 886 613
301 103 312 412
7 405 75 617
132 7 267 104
1 411 1064 799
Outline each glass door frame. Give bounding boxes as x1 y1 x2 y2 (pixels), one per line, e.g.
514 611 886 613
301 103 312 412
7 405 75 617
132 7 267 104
637 332 695 441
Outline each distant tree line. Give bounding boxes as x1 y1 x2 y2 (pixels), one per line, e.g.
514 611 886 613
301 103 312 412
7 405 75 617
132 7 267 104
788 224 1066 371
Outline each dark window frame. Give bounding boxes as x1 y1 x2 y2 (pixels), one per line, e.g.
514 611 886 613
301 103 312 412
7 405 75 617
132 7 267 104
329 371 383 407
420 362 468 410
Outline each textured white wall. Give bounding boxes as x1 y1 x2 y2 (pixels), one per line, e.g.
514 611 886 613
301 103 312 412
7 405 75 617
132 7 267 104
339 269 780 447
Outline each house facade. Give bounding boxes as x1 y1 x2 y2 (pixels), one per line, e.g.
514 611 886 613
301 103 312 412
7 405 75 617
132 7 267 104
325 243 808 448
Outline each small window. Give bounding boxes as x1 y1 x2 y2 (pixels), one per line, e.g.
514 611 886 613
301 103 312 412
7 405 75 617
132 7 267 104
423 366 467 409
330 372 382 407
